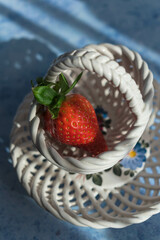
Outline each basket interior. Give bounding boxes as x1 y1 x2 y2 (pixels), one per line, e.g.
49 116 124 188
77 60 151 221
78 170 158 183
44 67 137 160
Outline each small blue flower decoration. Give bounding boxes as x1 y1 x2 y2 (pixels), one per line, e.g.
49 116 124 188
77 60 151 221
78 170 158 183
120 142 147 170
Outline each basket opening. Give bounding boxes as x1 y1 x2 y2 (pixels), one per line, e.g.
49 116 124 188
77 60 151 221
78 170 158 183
41 68 137 160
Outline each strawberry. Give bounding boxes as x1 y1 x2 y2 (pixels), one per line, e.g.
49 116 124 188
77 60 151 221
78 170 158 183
32 73 108 156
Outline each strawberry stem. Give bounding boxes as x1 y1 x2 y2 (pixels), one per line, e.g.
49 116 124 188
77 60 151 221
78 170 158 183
32 72 83 119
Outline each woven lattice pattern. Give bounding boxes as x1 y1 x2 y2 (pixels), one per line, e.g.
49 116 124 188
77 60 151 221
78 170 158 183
29 44 154 173
10 81 160 228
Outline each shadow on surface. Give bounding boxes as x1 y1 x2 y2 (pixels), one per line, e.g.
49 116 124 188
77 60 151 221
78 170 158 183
80 0 160 53
0 3 74 52
0 38 56 196
107 215 160 240
32 0 115 46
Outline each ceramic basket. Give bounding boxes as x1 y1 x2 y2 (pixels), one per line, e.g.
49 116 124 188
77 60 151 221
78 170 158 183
29 44 154 174
10 79 160 228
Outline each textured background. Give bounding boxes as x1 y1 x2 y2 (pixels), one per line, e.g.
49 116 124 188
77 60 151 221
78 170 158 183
0 0 160 239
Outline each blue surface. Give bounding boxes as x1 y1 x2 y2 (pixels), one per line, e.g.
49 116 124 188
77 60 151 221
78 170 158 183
1 0 160 239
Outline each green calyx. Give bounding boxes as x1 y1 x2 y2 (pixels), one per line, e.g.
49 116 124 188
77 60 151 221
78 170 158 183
31 72 83 119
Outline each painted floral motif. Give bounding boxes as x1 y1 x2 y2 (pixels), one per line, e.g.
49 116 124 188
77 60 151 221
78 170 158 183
86 173 102 186
120 142 147 170
69 172 103 186
85 140 149 186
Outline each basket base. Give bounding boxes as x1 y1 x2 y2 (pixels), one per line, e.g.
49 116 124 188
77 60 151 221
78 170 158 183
10 80 160 228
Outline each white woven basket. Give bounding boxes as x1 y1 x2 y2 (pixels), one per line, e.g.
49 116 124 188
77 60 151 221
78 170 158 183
29 44 154 174
10 80 160 228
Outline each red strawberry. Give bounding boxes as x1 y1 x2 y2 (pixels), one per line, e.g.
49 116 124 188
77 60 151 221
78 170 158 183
32 73 108 156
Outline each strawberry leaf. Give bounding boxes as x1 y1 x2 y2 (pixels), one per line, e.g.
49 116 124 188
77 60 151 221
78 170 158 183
31 80 34 88
59 73 69 93
32 72 83 119
53 95 66 109
48 96 66 119
33 86 57 106
36 77 44 85
49 108 59 119
53 81 61 92
36 77 55 87
64 72 83 94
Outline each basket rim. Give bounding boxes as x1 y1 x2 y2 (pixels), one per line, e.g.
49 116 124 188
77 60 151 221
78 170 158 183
29 43 154 174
